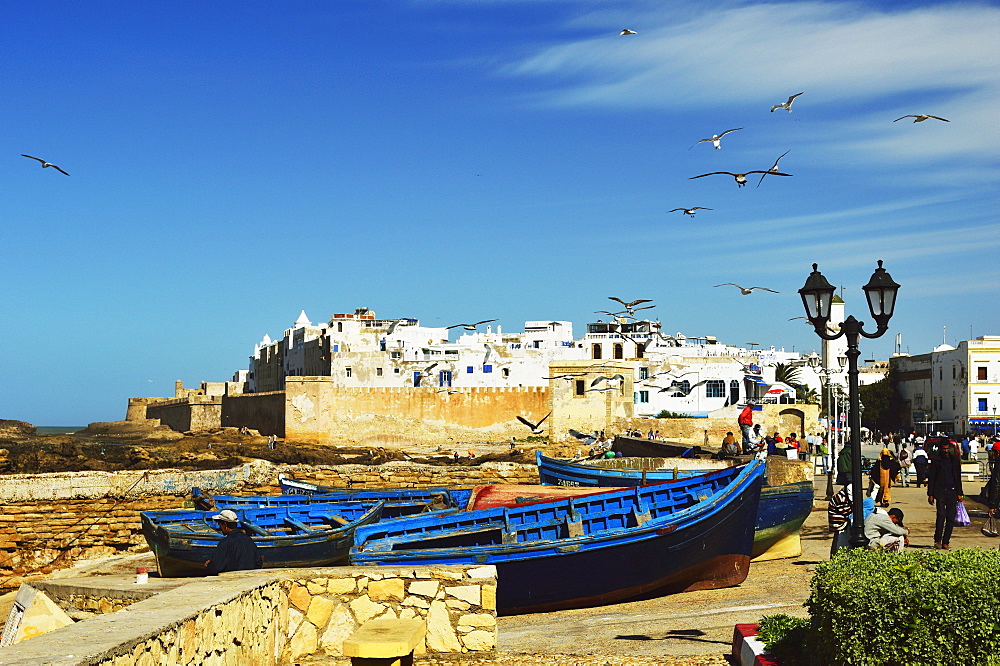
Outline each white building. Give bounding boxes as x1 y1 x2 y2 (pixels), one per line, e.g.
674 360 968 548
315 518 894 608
246 307 817 416
891 335 1000 436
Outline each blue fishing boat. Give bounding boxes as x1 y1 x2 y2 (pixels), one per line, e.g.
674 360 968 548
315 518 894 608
276 474 474 512
192 485 462 519
536 452 814 561
350 461 764 614
141 501 384 577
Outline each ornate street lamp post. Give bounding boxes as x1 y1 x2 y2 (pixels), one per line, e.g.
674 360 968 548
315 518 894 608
799 260 900 549
807 353 837 500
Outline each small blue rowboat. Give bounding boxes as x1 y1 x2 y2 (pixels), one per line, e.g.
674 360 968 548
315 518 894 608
536 452 814 560
141 501 385 577
192 486 461 519
276 474 475 512
350 461 764 614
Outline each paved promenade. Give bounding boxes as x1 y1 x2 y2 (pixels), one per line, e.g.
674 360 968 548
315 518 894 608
494 470 998 662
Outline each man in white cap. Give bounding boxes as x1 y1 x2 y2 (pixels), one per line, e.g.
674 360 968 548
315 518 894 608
204 509 263 575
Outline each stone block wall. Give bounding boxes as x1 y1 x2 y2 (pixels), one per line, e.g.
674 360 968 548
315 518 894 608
0 567 496 665
0 496 182 590
145 396 222 432
273 566 497 661
614 404 822 446
221 391 285 437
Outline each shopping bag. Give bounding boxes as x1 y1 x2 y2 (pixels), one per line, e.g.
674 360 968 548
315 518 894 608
982 514 999 538
954 501 970 527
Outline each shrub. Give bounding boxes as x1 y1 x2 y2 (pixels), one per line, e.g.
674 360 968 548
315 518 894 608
803 548 1000 665
757 613 811 664
655 410 688 418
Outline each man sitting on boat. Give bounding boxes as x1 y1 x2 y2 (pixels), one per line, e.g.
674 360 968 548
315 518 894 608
204 510 263 575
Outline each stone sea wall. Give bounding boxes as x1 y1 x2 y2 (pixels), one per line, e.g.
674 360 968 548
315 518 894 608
0 566 497 665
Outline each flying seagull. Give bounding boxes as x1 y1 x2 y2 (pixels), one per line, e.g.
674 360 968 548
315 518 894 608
690 171 790 188
658 379 707 396
385 319 408 335
668 207 712 217
590 374 625 388
714 283 779 295
608 297 653 315
894 114 950 123
757 150 791 187
568 429 598 445
690 128 742 150
620 28 637 36
517 412 551 434
446 319 497 330
21 154 69 176
770 92 803 113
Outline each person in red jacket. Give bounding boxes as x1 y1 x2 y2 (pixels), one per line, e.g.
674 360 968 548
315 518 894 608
738 402 755 451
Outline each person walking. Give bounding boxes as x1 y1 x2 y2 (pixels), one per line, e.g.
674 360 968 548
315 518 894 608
986 454 1000 517
912 443 929 488
870 448 900 507
205 510 263 575
897 445 912 487
927 441 964 550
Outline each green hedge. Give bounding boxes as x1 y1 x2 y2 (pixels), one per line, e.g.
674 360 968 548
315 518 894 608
759 548 1000 665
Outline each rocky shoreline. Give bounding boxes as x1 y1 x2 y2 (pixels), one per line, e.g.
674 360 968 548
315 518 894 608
0 419 541 475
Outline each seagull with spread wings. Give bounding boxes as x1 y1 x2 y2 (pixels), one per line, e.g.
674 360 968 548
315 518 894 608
668 207 712 217
608 297 653 316
590 374 626 388
691 171 791 188
771 92 803 113
446 319 497 331
619 28 637 36
690 128 742 150
894 114 949 123
757 150 791 187
517 412 551 434
714 283 779 295
658 380 708 396
21 154 70 175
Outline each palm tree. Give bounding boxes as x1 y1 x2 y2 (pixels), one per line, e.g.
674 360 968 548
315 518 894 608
773 362 818 404
773 362 802 386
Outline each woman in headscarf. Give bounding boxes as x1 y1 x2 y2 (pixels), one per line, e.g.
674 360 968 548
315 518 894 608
869 448 900 507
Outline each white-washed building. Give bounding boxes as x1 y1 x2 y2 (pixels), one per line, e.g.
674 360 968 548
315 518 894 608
891 335 1000 436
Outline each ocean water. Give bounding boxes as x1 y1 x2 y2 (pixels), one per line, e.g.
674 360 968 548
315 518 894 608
35 426 85 435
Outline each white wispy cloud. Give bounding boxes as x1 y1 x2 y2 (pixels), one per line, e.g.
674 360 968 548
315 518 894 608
506 1 1000 164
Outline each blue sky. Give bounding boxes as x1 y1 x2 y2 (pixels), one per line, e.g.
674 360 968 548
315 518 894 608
3 1 997 425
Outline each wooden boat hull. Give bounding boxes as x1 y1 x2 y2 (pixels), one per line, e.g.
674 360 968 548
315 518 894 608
612 436 711 459
351 462 764 614
141 502 384 578
537 452 814 561
751 481 813 560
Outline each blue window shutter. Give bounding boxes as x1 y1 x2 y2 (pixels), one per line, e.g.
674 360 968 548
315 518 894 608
467 366 474 374
483 364 493 373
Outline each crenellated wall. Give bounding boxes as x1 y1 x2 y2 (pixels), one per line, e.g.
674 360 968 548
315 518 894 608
284 378 550 445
